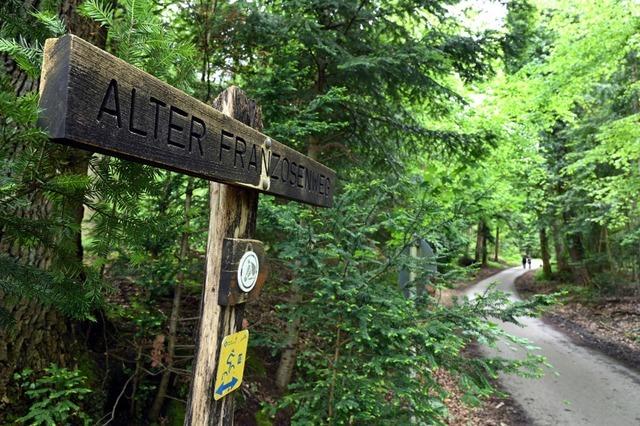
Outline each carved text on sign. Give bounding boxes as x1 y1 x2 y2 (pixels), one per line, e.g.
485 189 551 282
38 35 336 207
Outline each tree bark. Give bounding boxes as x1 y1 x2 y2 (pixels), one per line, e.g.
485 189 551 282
475 220 485 265
149 178 194 421
494 226 500 262
551 219 570 275
474 222 481 262
539 228 552 278
567 232 590 285
326 325 341 422
481 229 488 267
604 227 614 271
0 0 106 406
275 291 302 391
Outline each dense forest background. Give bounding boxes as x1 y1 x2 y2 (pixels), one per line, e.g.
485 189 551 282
0 0 639 424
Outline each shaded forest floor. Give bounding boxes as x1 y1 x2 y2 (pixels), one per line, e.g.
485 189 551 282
515 272 640 372
435 366 531 426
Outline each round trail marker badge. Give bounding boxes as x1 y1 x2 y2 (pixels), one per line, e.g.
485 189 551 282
237 251 259 292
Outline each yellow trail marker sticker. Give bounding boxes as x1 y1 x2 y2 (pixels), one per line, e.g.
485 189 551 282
213 329 249 400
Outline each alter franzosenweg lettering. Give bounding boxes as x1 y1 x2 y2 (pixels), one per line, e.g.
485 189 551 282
38 35 335 207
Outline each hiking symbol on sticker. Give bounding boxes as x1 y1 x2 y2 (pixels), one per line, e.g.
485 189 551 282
237 251 259 292
213 329 249 400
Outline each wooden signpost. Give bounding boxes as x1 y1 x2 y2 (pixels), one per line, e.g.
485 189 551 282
38 34 336 425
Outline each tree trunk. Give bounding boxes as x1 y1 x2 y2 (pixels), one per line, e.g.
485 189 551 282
540 228 552 278
494 226 500 262
149 178 194 421
326 325 341 422
551 219 570 275
474 220 485 264
481 230 488 267
474 222 481 262
567 233 590 285
275 290 302 391
0 0 106 406
604 227 614 271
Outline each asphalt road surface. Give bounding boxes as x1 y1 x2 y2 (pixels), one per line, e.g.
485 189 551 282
465 262 640 426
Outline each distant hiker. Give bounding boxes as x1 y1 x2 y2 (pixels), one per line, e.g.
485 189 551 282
527 256 532 269
522 255 527 269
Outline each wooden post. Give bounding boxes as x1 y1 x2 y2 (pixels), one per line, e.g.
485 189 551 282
184 87 263 425
36 37 335 423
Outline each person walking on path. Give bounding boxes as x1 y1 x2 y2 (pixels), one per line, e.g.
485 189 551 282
522 255 527 269
527 256 532 269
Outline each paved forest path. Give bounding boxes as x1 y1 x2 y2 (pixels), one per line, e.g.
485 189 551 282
464 263 640 426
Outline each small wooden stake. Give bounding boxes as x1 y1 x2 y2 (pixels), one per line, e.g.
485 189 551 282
185 87 263 425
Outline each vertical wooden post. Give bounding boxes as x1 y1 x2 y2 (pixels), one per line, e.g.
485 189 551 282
185 86 263 426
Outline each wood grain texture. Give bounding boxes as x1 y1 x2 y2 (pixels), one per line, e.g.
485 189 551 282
184 87 261 426
218 238 268 306
38 35 335 207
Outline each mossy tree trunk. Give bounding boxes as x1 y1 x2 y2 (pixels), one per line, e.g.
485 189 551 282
539 227 552 278
475 220 488 266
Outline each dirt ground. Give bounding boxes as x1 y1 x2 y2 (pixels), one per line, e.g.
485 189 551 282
515 272 640 372
436 363 531 426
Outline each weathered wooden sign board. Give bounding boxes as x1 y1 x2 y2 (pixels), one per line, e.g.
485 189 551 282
38 35 335 207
